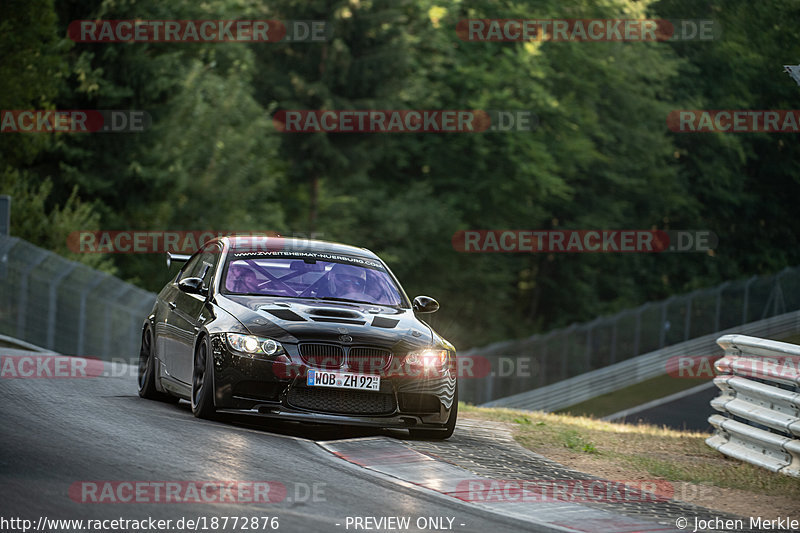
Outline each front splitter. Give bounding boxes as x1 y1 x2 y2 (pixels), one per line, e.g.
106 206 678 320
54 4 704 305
215 406 450 432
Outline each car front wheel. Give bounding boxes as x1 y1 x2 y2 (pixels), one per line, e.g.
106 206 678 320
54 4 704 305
191 335 216 419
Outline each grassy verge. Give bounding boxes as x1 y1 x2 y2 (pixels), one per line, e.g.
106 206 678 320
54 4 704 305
459 403 800 501
555 373 710 418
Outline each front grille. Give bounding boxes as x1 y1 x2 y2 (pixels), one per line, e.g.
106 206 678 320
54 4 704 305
299 343 344 369
347 347 393 373
287 387 397 415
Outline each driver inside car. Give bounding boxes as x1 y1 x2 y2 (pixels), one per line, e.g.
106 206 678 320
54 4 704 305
327 263 368 301
226 263 261 294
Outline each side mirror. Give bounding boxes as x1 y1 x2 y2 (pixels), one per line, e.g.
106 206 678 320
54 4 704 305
178 277 206 296
412 295 439 314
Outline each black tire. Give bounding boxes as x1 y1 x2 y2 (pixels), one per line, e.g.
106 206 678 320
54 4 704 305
409 386 458 440
191 335 216 419
138 327 178 403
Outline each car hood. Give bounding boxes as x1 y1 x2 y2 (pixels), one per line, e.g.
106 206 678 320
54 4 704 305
216 295 438 353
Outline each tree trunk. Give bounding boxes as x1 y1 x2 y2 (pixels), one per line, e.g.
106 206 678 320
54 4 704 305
309 174 319 234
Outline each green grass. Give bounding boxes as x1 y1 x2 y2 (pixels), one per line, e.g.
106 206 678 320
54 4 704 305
561 429 598 453
555 373 708 418
459 403 800 500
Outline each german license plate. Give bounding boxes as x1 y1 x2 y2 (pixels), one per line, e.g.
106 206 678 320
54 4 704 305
306 369 380 391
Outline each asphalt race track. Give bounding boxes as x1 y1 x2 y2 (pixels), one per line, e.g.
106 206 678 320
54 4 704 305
4 351 739 533
0 352 544 533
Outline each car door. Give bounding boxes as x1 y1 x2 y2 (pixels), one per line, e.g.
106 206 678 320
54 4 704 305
154 273 181 378
170 244 221 384
161 251 204 382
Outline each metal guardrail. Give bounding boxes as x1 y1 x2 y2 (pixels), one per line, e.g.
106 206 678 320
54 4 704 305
481 310 800 412
0 235 156 360
707 334 800 478
459 265 800 405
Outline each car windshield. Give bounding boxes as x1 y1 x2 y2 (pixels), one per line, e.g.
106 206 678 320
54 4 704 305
222 254 405 307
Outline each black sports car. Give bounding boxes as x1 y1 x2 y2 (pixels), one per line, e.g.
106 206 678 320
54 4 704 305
138 235 458 438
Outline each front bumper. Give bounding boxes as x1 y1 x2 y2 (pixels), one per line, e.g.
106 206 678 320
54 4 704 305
209 334 457 429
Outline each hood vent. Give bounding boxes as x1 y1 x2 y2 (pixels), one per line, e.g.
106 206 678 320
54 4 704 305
310 317 366 325
307 307 362 319
307 307 365 325
263 308 306 322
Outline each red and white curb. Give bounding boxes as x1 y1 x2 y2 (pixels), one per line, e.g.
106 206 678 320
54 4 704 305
318 435 680 533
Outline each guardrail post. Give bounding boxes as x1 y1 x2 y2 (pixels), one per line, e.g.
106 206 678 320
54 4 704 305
762 268 789 320
103 285 135 360
539 341 548 387
484 365 494 404
16 250 47 340
0 236 18 280
46 263 78 351
77 274 108 356
609 320 618 364
714 282 729 332
683 291 697 342
633 303 648 357
583 322 594 372
0 196 9 237
742 275 757 324
658 297 674 349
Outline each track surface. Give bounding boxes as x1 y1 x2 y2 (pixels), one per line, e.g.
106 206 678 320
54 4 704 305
0 355 545 533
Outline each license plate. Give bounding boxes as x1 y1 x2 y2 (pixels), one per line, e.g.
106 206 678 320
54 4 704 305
306 369 380 391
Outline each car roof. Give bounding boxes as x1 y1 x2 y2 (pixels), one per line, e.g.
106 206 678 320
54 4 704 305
222 235 380 260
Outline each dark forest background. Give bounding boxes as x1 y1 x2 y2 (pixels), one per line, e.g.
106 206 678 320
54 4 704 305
3 0 799 350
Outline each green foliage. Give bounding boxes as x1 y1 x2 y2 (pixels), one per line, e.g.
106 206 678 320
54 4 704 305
0 167 115 272
3 0 799 349
0 0 69 167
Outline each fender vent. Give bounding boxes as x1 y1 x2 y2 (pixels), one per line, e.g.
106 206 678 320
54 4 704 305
371 317 399 328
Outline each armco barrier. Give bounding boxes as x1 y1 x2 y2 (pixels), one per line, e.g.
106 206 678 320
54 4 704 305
0 235 156 360
460 266 800 405
707 334 800 477
481 310 800 412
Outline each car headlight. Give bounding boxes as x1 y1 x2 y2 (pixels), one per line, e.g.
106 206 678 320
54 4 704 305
405 349 449 369
226 333 284 357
